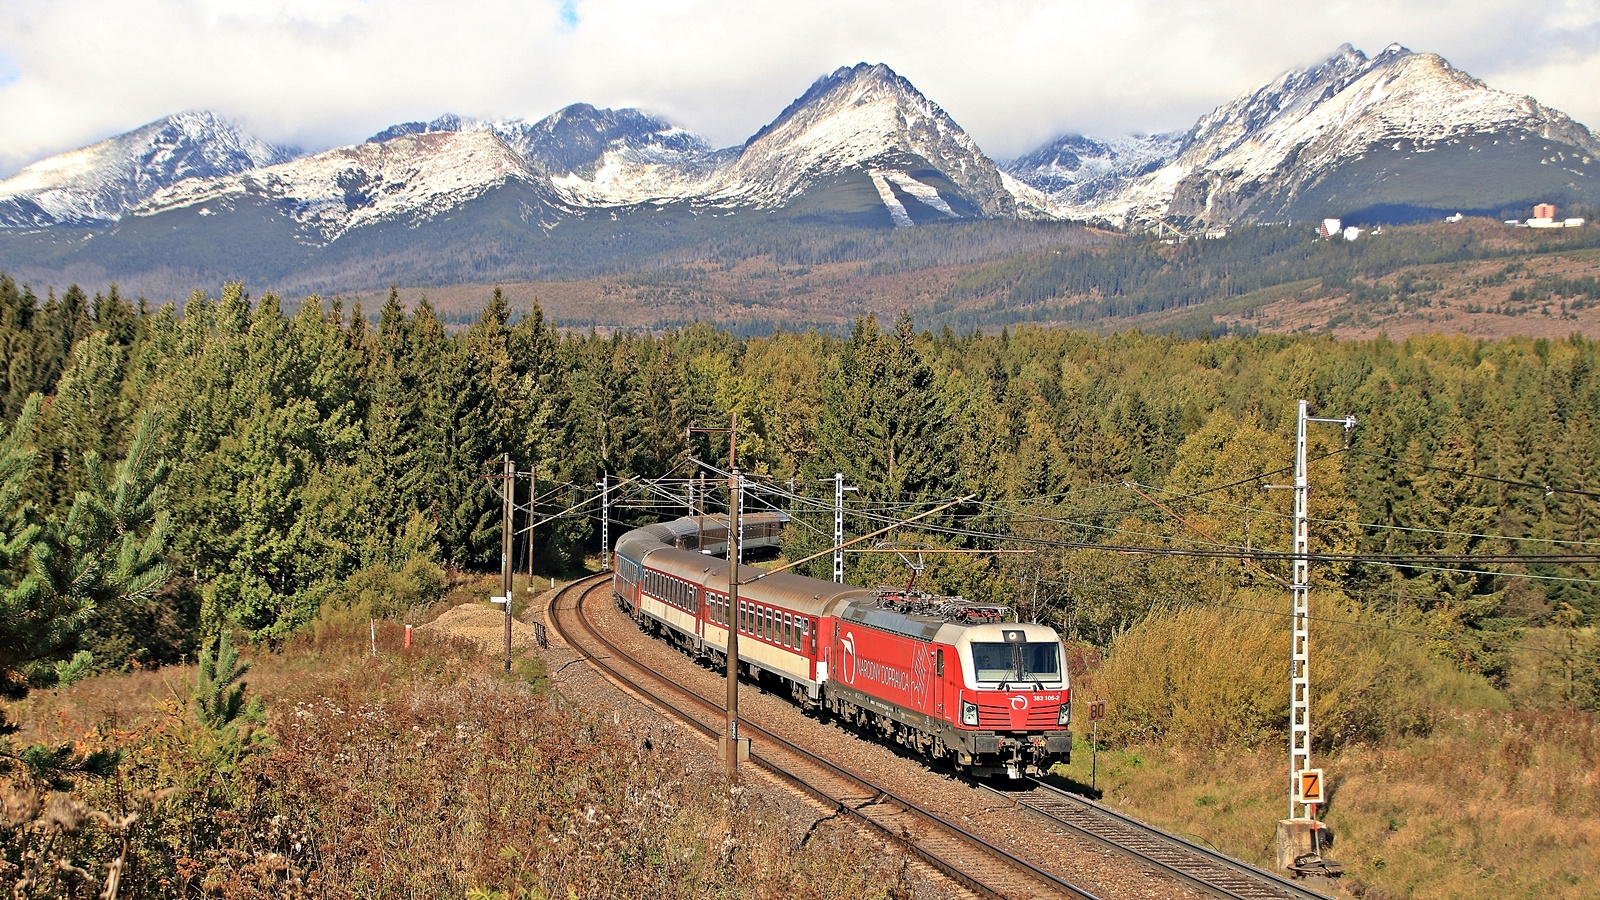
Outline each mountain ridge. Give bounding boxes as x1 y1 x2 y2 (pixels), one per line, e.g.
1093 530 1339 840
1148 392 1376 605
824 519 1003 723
0 111 298 228
2 47 1599 298
1022 43 1600 227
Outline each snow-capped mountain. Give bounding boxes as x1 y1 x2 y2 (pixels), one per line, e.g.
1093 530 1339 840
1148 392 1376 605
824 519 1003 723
707 63 1017 220
508 103 734 207
0 111 297 228
361 105 732 207
1002 133 1183 210
1034 44 1600 226
134 129 548 242
126 63 1021 239
5 48 1599 299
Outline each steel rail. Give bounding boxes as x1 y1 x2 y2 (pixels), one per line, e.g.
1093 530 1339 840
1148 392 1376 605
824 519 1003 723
548 576 1100 900
986 780 1336 900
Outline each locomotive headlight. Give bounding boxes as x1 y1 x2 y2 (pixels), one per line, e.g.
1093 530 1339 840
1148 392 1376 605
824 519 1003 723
961 700 979 726
1058 703 1071 726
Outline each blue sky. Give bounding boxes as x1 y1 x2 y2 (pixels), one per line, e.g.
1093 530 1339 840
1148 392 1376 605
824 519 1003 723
0 0 1597 176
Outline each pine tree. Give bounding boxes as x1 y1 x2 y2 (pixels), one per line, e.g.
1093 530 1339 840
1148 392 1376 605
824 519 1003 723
192 630 267 763
34 411 174 668
44 331 128 507
0 395 66 699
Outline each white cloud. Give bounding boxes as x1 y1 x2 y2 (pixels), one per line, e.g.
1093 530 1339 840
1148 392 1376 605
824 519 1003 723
0 0 1595 175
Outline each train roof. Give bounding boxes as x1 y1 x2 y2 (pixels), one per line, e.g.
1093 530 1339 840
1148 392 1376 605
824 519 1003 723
615 513 1023 637
638 547 870 618
613 512 787 562
838 603 947 641
719 569 873 618
836 590 1015 643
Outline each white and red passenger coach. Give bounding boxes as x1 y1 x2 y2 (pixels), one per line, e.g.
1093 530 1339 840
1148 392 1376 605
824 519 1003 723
612 512 1072 778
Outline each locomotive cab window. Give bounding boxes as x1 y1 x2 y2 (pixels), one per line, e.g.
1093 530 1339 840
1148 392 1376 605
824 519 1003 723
970 641 1062 684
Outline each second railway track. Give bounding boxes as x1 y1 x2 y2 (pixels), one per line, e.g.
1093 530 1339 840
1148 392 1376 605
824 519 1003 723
983 782 1333 900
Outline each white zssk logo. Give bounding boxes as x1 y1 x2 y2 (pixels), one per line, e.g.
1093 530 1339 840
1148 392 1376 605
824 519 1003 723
841 632 858 685
1010 695 1029 711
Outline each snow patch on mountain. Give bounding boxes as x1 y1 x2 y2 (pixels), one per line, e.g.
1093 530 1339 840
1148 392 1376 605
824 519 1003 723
881 170 958 217
868 170 914 227
0 111 296 228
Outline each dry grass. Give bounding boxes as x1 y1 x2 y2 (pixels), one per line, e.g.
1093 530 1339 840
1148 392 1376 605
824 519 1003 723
5 622 923 899
1055 712 1599 900
1058 603 1599 899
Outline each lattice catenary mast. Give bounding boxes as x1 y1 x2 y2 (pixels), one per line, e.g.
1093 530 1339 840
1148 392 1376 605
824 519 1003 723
1288 400 1354 820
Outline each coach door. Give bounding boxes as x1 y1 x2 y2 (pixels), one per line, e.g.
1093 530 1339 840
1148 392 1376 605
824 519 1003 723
934 648 946 718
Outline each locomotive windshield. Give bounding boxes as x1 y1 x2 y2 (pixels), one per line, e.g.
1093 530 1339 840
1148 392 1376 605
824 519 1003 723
970 641 1062 684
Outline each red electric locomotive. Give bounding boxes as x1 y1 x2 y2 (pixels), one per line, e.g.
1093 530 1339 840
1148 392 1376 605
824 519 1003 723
612 514 1071 779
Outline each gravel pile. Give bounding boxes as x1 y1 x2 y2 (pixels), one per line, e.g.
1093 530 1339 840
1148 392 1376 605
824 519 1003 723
421 602 543 653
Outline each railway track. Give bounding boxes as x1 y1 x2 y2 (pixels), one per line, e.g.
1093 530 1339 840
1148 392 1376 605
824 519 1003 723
545 574 1336 900
983 782 1334 900
546 574 1099 900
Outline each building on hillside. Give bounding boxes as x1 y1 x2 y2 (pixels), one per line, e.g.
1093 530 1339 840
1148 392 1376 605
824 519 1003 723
1534 203 1557 219
1565 218 1587 228
1343 226 1363 241
1320 218 1342 238
1445 212 1465 223
1205 227 1228 239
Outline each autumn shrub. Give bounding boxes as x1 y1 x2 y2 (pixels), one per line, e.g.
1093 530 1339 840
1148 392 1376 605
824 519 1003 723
1090 599 1501 751
313 556 448 637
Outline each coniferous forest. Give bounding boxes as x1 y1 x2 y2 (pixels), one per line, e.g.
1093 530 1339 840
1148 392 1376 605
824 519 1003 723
2 272 1599 898
2 272 1598 693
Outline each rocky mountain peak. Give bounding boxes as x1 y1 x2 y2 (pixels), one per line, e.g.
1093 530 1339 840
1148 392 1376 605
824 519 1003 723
504 103 715 177
1011 43 1600 227
1002 133 1184 209
0 110 297 227
718 61 1016 218
366 113 475 144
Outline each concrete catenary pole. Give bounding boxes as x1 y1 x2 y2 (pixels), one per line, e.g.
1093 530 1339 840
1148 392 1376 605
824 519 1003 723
725 412 742 778
501 453 514 673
